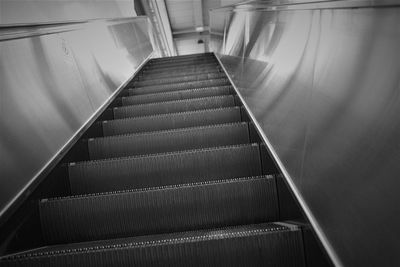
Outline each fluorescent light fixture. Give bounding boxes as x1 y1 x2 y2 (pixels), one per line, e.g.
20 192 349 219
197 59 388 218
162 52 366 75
195 26 204 32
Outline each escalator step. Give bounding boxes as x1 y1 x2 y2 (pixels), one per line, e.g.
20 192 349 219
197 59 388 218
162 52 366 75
68 143 262 194
130 78 230 95
132 72 225 87
139 67 222 80
136 69 222 81
149 57 215 65
102 107 242 136
145 62 218 71
122 85 232 105
142 64 220 76
151 52 213 61
40 176 278 244
146 59 216 68
0 223 305 267
88 122 250 160
114 95 235 119
149 54 214 62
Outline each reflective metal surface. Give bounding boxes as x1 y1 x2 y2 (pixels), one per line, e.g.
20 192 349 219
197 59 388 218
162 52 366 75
0 0 136 25
0 17 156 220
211 1 400 266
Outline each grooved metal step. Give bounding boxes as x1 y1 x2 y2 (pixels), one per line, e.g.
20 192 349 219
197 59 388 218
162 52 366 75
149 58 215 66
143 59 218 69
153 52 212 59
136 69 222 81
149 54 214 63
40 176 278 244
0 223 305 267
143 63 220 72
146 59 216 68
130 78 230 95
150 53 213 62
88 122 250 160
132 72 225 87
122 85 232 105
142 64 219 75
68 143 262 194
114 95 235 119
138 65 223 80
101 107 242 136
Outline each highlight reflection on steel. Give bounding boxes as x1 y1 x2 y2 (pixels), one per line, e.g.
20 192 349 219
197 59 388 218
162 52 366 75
211 1 400 266
0 17 156 220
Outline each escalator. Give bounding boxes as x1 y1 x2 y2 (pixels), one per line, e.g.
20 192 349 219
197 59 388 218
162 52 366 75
0 53 321 266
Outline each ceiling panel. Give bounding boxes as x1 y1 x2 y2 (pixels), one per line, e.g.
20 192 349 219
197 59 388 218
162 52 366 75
164 0 244 55
165 0 194 31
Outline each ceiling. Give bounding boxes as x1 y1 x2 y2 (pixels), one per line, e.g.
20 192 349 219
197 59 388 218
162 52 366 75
164 0 243 55
136 0 243 56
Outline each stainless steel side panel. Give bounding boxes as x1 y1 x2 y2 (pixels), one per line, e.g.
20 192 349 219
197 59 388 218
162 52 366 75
211 2 400 266
0 17 155 219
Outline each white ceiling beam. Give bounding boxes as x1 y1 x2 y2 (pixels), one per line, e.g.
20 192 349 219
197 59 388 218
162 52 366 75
192 0 203 30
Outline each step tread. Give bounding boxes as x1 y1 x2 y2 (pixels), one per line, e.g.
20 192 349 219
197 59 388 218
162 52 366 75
135 70 221 81
122 85 232 104
72 143 259 165
139 68 222 79
46 175 273 201
114 95 235 118
146 59 216 67
88 122 250 159
91 121 248 140
101 106 242 136
68 143 262 194
145 62 218 70
40 175 279 243
129 78 230 95
133 77 228 90
133 72 225 87
1 223 304 267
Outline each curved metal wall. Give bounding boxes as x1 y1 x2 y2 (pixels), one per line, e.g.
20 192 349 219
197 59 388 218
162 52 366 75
211 1 400 266
0 17 155 221
0 0 136 24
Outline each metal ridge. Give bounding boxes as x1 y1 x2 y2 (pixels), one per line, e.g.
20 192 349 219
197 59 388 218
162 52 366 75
0 16 148 42
210 0 400 12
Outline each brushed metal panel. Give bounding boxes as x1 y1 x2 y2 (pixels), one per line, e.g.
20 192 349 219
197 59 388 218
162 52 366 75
211 2 400 266
0 0 135 25
0 17 155 220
